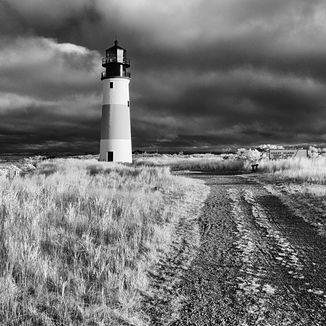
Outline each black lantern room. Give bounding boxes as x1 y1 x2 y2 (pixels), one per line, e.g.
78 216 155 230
101 40 130 80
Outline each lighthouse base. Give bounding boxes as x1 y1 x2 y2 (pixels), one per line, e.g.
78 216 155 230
99 139 132 163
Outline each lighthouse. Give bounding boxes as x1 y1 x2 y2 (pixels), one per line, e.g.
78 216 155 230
99 40 132 162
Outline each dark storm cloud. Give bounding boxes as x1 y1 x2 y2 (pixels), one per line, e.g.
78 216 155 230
0 101 100 153
1 0 326 152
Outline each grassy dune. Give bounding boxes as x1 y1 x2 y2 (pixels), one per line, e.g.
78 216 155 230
0 159 207 325
2 152 325 324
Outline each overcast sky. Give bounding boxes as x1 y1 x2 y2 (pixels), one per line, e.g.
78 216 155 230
1 0 326 153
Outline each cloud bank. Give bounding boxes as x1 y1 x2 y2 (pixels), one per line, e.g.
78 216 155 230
1 0 326 152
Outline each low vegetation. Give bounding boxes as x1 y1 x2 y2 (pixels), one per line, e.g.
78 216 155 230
134 153 250 172
135 146 326 184
258 157 326 183
0 158 207 325
1 147 326 325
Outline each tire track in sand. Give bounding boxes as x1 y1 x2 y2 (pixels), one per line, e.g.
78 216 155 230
145 175 326 325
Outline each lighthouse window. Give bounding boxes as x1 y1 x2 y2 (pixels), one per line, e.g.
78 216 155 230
110 82 114 88
128 101 130 107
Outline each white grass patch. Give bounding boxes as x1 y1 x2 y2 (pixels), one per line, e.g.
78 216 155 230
259 157 326 183
134 153 248 171
0 158 209 325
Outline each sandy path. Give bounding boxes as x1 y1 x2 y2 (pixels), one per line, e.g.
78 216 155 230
142 174 326 325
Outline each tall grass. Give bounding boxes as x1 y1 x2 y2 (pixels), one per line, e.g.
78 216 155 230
135 153 326 182
168 158 246 171
259 157 326 183
134 154 247 171
0 158 205 325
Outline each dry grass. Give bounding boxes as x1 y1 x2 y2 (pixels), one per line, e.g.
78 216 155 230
258 157 326 183
169 158 246 171
134 153 248 171
0 158 207 325
135 153 326 183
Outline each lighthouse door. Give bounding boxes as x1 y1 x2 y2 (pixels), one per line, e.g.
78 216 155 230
107 152 113 162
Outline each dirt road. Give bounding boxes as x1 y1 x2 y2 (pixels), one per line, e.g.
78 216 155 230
143 174 326 325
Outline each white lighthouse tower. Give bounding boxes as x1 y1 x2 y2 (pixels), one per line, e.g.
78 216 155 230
99 40 132 162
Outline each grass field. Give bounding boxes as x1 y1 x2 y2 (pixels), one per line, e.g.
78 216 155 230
0 158 208 325
1 152 326 325
258 157 326 183
134 153 249 171
135 153 326 183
